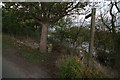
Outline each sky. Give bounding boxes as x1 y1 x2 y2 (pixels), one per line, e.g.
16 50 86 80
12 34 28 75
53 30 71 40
0 2 3 8
71 1 120 27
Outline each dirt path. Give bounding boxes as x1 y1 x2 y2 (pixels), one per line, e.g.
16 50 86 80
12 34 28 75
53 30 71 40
2 48 51 78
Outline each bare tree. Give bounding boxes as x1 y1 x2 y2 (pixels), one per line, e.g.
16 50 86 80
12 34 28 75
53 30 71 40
101 1 120 71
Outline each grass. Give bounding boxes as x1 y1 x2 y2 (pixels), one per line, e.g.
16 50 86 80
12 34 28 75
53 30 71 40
3 35 48 64
56 55 104 78
20 48 48 64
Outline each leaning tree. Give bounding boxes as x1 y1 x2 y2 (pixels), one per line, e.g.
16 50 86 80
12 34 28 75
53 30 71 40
4 2 88 53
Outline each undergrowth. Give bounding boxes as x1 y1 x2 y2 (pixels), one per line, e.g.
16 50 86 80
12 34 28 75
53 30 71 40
3 35 48 64
56 55 104 78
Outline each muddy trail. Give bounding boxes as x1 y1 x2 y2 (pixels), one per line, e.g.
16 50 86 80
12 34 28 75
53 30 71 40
2 47 51 78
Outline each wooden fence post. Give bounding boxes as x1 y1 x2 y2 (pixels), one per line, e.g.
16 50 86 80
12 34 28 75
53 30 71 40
88 8 96 67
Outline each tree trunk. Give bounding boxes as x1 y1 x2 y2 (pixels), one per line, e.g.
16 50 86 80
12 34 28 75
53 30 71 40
39 22 49 53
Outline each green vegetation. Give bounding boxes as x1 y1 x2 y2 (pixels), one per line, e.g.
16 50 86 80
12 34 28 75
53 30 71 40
2 7 41 41
20 49 48 64
3 35 48 64
56 55 103 78
2 2 120 78
2 35 15 48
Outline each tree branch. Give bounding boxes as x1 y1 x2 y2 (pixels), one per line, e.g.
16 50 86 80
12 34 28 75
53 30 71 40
100 14 112 32
115 2 120 12
110 2 116 34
